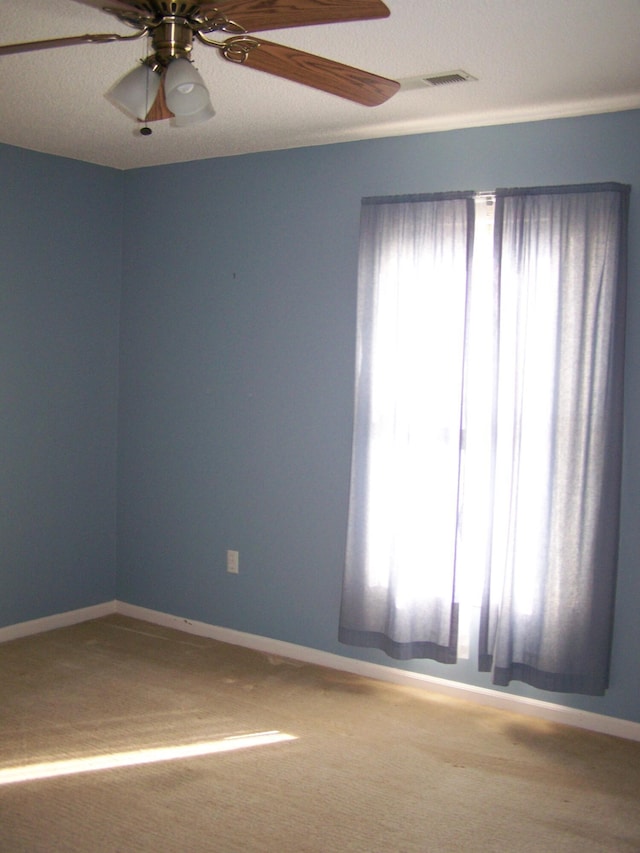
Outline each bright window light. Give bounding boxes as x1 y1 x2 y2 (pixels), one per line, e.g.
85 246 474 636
0 731 297 786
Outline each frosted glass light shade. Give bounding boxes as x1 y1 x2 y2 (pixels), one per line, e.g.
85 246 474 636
164 58 210 116
109 64 161 120
173 100 215 126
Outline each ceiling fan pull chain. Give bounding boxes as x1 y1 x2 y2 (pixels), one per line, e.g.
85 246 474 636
140 38 154 136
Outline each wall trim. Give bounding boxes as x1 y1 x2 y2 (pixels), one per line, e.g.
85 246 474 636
0 601 117 643
2 600 638 742
115 601 640 743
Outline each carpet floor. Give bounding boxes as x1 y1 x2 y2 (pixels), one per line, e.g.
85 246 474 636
1 615 639 852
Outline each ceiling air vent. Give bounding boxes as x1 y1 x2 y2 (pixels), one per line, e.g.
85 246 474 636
400 70 477 91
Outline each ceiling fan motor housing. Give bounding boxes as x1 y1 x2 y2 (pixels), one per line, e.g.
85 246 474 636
151 17 194 64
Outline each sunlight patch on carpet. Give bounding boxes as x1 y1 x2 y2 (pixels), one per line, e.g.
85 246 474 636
0 731 297 785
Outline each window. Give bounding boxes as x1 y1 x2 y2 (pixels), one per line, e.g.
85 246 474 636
339 184 629 696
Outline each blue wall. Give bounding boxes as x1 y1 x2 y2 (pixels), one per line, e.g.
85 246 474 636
117 110 640 724
2 110 639 724
0 145 122 625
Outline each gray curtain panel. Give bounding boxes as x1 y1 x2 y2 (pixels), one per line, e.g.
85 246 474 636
479 183 630 695
339 183 628 696
339 192 475 663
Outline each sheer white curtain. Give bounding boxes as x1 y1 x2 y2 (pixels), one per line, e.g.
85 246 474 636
339 193 475 662
479 183 630 695
340 183 629 695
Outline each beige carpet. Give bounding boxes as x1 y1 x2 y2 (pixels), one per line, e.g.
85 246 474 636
0 614 639 852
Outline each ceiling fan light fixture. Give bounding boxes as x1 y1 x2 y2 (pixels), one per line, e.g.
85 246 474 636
108 62 161 121
164 57 210 116
173 100 215 126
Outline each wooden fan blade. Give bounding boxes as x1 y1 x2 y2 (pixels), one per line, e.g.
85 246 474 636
0 31 144 57
69 0 148 11
221 37 399 106
199 0 390 33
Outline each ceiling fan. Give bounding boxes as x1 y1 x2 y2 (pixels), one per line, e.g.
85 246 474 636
0 1 400 131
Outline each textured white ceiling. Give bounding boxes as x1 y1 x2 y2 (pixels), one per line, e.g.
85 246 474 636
1 0 639 170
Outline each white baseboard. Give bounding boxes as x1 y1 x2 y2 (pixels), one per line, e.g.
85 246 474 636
115 601 640 744
0 601 117 643
3 600 638 742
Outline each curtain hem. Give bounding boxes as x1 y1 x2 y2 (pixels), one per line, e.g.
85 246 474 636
338 628 457 664
480 658 608 696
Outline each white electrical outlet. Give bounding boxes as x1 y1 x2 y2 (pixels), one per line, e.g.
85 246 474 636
226 550 239 574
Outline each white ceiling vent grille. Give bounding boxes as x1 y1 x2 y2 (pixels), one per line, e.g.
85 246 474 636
400 70 477 91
